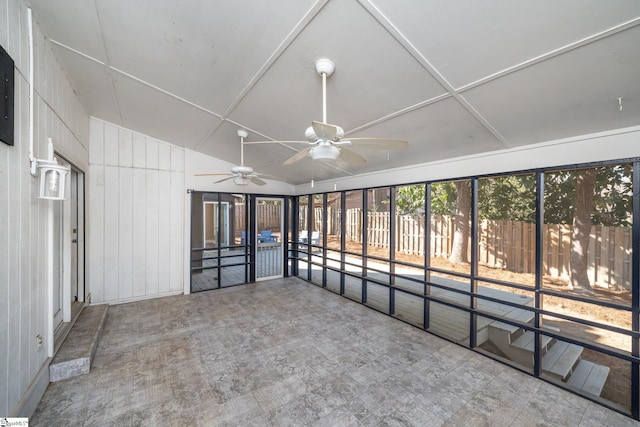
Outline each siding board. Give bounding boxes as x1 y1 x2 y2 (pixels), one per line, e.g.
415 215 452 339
118 167 133 299
170 171 184 291
104 125 119 166
132 133 146 169
157 170 171 294
132 169 147 297
145 169 159 296
104 166 119 301
118 129 133 168
88 165 105 303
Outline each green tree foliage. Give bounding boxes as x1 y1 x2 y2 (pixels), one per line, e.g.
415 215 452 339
395 164 632 227
545 164 632 227
431 182 458 216
478 175 536 222
395 185 426 215
395 183 458 216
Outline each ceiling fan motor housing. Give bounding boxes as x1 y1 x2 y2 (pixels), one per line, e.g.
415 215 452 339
305 125 345 141
231 165 253 175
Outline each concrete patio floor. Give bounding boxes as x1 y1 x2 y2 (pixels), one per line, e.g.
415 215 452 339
32 277 636 426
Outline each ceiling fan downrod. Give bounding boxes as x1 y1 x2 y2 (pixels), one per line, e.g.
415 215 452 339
315 58 335 124
237 129 248 167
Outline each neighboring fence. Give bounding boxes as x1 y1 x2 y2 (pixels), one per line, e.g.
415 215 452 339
302 207 631 290
235 204 282 232
244 205 632 289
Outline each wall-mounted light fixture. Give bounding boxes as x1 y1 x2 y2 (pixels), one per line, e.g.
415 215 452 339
30 138 70 200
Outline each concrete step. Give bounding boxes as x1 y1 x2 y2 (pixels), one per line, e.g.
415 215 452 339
541 340 583 380
566 359 610 397
486 308 535 353
49 304 109 382
511 330 554 353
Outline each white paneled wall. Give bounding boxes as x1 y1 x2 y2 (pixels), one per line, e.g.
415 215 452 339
88 119 184 304
0 0 90 417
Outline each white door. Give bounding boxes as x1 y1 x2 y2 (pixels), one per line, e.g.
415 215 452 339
69 169 80 304
52 196 64 331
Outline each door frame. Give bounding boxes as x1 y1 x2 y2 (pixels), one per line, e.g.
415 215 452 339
255 197 284 281
49 158 85 356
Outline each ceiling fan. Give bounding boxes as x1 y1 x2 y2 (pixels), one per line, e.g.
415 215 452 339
194 129 268 186
244 58 408 166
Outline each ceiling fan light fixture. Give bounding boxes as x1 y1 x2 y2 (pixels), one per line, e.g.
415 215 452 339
233 176 250 186
310 144 340 162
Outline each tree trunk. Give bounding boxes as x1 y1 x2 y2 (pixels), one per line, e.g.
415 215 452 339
449 181 471 264
570 169 597 290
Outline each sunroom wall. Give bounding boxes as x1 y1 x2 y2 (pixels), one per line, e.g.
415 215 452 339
0 1 90 417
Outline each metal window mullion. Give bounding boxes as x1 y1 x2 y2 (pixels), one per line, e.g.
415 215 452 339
389 186 396 315
362 190 368 303
283 196 290 277
632 161 640 420
424 183 431 330
469 179 478 348
291 196 299 277
249 195 256 283
340 191 346 295
322 193 328 288
307 196 313 282
188 190 194 292
216 193 222 288
534 172 544 378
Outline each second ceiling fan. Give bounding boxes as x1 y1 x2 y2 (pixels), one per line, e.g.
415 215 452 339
194 129 269 186
245 58 408 166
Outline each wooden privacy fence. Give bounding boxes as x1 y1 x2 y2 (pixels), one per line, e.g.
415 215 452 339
347 210 632 290
235 204 281 231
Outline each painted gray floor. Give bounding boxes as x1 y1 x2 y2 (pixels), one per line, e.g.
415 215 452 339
32 277 637 426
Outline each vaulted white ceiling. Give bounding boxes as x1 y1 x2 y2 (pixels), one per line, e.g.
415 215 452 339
27 0 640 185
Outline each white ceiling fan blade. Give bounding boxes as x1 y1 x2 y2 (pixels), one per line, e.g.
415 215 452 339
338 148 367 166
250 177 267 186
243 140 311 145
214 176 235 184
345 138 409 150
283 147 312 165
312 121 339 140
194 173 232 176
254 172 280 180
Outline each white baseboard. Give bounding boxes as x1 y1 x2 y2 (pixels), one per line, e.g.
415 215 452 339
11 358 51 417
